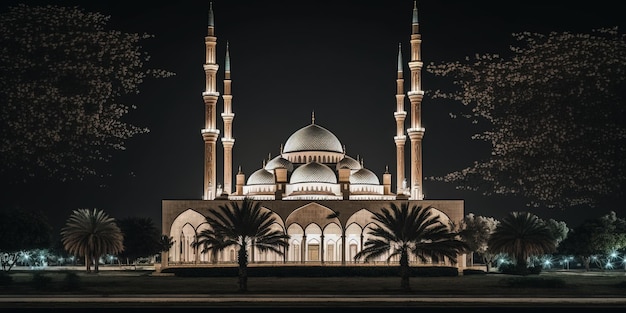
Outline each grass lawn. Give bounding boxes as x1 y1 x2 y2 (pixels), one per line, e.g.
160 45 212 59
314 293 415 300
1 269 625 296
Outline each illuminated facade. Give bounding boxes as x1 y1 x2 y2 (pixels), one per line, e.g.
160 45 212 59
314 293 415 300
162 2 465 268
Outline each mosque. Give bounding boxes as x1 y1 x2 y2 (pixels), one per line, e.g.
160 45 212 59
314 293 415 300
161 2 465 268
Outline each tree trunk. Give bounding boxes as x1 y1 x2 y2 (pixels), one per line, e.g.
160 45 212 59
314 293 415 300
238 246 248 292
482 255 491 272
516 255 528 275
582 256 591 271
399 250 410 291
85 255 91 273
211 249 218 264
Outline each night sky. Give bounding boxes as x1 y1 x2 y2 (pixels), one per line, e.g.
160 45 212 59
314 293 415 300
2 0 625 233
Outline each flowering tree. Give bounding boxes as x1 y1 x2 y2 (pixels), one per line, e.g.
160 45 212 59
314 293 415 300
426 28 626 208
0 4 174 182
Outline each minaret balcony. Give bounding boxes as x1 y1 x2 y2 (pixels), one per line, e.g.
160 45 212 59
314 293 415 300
221 138 235 148
407 127 425 133
201 129 220 141
203 64 219 71
393 135 406 142
202 91 220 97
406 128 425 140
221 112 235 121
407 90 424 96
408 60 423 68
394 111 407 118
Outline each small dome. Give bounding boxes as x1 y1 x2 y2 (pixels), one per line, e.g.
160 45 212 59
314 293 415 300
350 168 380 185
290 162 337 184
336 155 361 171
283 124 343 153
265 155 294 172
247 168 275 185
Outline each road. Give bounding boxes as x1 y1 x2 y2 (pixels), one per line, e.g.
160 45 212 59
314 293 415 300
1 294 625 312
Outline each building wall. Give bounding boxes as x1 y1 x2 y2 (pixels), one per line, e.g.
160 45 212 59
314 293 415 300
162 199 465 267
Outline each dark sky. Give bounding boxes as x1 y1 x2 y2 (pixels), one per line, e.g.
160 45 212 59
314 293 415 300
2 0 625 233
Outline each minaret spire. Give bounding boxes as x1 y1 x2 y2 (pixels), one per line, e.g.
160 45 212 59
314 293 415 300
393 42 407 196
397 43 403 72
224 41 230 70
406 1 425 200
221 40 235 196
208 2 214 28
202 2 220 200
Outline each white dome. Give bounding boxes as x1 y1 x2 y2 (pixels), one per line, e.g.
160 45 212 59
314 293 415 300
247 168 275 185
283 124 343 153
290 162 337 184
265 155 294 172
349 168 380 185
336 155 361 171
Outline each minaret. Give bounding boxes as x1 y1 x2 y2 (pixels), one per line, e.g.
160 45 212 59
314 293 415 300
406 1 425 200
221 41 235 195
201 2 220 200
393 42 407 196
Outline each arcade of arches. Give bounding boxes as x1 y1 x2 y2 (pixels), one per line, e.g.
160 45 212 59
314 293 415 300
162 199 465 268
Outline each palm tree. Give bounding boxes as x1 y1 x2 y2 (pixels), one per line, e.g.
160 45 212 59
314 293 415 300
60 208 124 273
354 203 468 291
204 197 290 292
158 235 174 265
159 235 174 252
487 211 556 274
192 228 231 264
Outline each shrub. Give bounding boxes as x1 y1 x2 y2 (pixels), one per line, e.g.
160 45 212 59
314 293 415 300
498 263 542 275
463 269 487 275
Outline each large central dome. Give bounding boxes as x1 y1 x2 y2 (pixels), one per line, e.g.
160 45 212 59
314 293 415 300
290 162 337 184
283 124 343 153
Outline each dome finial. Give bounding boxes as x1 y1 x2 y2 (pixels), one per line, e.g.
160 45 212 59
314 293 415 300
280 143 284 154
311 111 315 125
